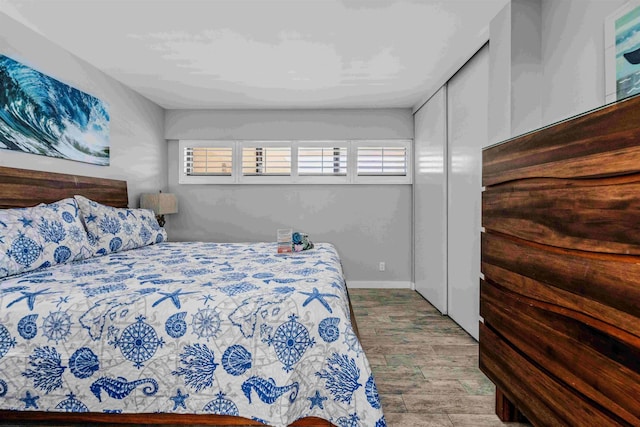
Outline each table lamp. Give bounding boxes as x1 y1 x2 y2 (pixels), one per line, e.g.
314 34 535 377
140 192 178 227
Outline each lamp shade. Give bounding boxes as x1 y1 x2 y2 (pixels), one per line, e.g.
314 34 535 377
140 192 178 215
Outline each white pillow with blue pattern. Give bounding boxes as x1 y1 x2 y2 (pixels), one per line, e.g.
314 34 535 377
74 195 168 256
0 198 92 279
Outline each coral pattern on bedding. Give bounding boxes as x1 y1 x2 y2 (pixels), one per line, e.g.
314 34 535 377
0 198 91 279
0 242 385 427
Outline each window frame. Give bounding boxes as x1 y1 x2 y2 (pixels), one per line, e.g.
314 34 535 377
241 140 293 184
354 139 412 184
295 141 349 184
179 140 236 184
178 139 412 185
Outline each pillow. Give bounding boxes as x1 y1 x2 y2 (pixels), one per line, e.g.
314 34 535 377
0 198 92 279
74 195 167 256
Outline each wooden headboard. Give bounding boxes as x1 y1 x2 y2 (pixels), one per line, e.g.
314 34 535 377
0 165 128 208
480 95 640 426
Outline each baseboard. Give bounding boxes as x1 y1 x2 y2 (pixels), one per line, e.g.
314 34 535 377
346 281 415 289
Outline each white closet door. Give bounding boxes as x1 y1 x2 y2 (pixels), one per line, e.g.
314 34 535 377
446 44 489 340
413 86 447 313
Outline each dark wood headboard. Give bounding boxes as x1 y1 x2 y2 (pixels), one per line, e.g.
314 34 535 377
480 95 640 426
0 165 128 208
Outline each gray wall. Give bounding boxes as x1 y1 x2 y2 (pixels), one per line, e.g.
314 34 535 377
540 0 626 127
0 13 167 207
165 109 413 284
489 0 626 143
488 0 543 143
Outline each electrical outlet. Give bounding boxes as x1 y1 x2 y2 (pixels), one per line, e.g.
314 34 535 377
378 261 386 272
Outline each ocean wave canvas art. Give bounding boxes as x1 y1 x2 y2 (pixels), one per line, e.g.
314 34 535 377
0 55 109 165
616 5 640 101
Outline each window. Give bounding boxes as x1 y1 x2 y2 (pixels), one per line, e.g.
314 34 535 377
180 140 236 184
298 147 347 176
185 147 232 176
353 140 411 184
357 146 407 176
178 139 411 184
242 146 291 176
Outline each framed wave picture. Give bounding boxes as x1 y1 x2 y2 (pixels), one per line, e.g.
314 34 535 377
0 55 110 165
605 0 640 103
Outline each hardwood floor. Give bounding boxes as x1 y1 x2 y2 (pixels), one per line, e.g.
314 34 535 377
349 288 531 427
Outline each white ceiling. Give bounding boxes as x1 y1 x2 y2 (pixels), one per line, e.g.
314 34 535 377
0 0 508 110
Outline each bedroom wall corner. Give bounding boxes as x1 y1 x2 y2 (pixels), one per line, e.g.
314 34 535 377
488 0 543 144
0 12 167 208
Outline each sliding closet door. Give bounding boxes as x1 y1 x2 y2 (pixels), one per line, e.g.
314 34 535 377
413 86 447 313
447 44 488 340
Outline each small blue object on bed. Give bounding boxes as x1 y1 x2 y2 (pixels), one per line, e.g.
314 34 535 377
0 197 385 427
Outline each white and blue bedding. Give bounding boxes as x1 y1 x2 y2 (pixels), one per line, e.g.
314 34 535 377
0 241 385 427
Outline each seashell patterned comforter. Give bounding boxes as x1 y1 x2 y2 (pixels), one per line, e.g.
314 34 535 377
0 242 385 426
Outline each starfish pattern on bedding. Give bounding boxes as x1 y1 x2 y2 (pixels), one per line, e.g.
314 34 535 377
170 388 189 410
152 289 198 309
308 390 328 410
299 287 339 313
7 289 58 310
18 217 33 227
20 391 39 409
201 294 215 306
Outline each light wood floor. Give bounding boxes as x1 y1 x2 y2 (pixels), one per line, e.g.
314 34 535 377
349 288 531 427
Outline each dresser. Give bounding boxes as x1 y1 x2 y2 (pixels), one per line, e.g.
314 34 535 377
480 95 640 426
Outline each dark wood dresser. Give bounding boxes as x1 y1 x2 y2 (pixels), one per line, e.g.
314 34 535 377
480 95 640 426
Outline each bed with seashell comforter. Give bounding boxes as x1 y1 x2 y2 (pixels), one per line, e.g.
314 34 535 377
0 167 384 427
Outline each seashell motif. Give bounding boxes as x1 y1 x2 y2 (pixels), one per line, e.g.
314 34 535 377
54 246 71 264
61 212 74 224
69 347 100 379
109 237 122 252
318 317 340 343
165 312 187 338
221 344 252 376
17 314 38 340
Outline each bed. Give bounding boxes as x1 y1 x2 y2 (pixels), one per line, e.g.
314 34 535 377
481 95 640 426
0 166 384 427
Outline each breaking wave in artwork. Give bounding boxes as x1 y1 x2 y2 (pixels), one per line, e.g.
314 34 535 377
0 55 109 165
